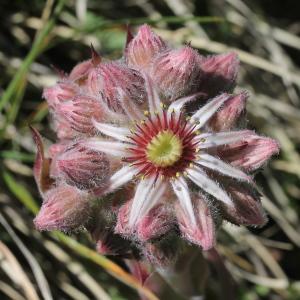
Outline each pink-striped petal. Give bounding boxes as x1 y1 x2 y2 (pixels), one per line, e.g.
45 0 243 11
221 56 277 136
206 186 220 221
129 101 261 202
93 120 130 141
129 178 167 227
191 93 232 129
187 167 233 207
171 177 196 225
85 139 129 157
197 153 252 182
144 73 162 117
105 165 138 194
196 130 254 149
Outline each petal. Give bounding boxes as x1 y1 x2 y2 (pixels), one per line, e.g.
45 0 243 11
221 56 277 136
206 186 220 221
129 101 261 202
197 153 252 182
191 93 232 129
85 138 129 157
218 135 280 171
167 93 204 118
187 167 233 207
104 165 138 195
197 130 254 149
171 177 196 225
175 193 215 250
93 120 130 142
144 73 162 117
129 179 167 227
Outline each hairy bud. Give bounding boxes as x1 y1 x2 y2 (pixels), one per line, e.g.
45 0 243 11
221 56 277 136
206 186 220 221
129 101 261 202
150 46 202 100
53 141 110 190
126 24 167 69
137 204 174 242
175 195 215 250
219 135 280 171
199 52 239 96
209 91 248 131
43 81 78 108
56 95 104 134
34 185 91 232
87 62 146 113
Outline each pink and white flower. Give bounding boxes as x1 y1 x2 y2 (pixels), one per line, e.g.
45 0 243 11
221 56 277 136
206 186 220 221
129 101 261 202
33 24 279 258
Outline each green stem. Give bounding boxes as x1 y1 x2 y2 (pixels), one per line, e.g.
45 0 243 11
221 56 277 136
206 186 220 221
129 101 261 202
0 0 66 113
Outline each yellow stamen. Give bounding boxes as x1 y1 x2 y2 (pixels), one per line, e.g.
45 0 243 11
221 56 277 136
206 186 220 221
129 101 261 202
146 130 182 167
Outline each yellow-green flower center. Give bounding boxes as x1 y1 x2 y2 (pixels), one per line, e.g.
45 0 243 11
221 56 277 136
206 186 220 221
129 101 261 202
146 130 182 167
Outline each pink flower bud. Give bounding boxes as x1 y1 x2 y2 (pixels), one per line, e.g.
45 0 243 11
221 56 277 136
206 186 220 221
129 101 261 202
199 52 239 96
115 201 133 237
48 142 68 159
53 141 110 190
208 91 248 131
175 195 215 250
87 62 146 113
221 183 267 226
69 59 94 82
150 46 202 100
34 185 91 232
52 117 77 140
43 81 78 108
218 135 280 171
56 95 105 134
126 24 167 69
137 204 174 242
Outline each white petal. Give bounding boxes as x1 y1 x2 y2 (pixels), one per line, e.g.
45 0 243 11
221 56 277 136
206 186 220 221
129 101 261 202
187 167 234 207
144 73 162 117
168 93 202 117
93 120 130 142
117 88 144 121
191 93 231 129
129 178 167 226
196 130 253 148
171 177 196 225
197 153 251 182
106 165 138 194
85 138 129 157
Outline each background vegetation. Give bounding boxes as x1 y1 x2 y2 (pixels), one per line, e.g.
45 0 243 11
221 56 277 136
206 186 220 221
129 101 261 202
0 0 300 299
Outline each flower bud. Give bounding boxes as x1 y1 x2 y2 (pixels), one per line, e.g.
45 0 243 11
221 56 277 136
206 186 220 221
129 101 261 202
137 204 174 242
218 134 279 171
125 24 167 70
150 46 202 100
48 142 68 159
199 52 239 96
53 141 110 190
221 183 267 226
175 194 215 250
34 185 91 232
114 200 134 237
69 59 94 82
87 62 146 113
56 95 105 134
43 81 78 108
52 117 77 140
208 91 248 131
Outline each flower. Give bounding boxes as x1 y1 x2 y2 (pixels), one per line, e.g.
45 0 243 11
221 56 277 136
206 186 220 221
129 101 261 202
33 24 279 260
86 74 277 251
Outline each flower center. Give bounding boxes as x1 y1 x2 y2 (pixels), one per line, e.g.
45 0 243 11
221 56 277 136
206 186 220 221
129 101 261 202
146 130 182 167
